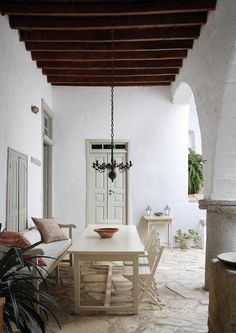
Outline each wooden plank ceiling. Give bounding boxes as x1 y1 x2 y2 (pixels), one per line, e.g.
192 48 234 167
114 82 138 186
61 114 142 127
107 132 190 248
0 0 217 86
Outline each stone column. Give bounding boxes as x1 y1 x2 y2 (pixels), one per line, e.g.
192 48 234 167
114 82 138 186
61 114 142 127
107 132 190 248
209 259 236 333
199 199 236 289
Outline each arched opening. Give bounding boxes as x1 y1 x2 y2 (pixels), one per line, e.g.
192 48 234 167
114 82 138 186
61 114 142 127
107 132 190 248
172 81 206 248
172 82 193 105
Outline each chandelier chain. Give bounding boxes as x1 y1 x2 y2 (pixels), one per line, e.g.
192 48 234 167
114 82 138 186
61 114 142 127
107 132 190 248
111 29 114 148
111 86 114 146
91 28 133 182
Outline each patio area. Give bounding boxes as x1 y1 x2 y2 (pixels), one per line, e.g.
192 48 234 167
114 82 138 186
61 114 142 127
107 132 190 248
46 247 208 333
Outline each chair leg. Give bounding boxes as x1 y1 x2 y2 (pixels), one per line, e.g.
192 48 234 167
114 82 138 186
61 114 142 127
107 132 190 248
139 278 162 308
69 253 73 267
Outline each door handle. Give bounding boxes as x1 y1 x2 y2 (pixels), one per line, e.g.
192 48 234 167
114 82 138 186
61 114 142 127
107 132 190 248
109 189 115 195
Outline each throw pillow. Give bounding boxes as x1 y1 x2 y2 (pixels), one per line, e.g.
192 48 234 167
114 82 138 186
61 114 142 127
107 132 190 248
0 231 46 266
31 217 68 244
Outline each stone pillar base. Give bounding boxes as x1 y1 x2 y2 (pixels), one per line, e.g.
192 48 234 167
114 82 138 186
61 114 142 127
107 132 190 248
209 259 236 333
199 200 236 289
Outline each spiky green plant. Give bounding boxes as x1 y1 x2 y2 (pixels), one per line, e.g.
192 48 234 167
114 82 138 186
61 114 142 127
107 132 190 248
188 148 203 194
174 229 201 244
0 243 63 333
188 229 201 243
173 229 191 243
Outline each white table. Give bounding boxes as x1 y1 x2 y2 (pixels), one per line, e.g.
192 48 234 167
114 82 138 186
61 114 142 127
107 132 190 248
68 224 144 314
144 215 173 247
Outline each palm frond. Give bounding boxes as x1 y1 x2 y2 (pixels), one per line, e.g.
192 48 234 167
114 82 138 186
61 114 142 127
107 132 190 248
0 244 63 332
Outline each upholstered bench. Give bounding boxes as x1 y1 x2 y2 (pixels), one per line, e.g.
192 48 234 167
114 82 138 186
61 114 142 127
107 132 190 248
24 224 75 281
0 219 76 288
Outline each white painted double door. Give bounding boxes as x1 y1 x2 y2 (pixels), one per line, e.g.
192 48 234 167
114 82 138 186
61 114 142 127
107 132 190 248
87 152 127 225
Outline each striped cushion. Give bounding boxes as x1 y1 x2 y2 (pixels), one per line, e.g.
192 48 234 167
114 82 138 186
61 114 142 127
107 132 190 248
0 231 46 266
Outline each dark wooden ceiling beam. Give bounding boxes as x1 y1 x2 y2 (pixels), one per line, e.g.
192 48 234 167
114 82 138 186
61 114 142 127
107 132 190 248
47 75 175 84
32 50 187 61
0 0 217 16
25 40 194 51
9 13 207 30
37 59 183 69
42 68 180 77
52 82 171 87
20 26 201 42
0 0 217 87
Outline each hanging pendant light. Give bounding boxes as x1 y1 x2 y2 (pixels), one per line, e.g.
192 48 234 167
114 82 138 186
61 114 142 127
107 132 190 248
92 30 133 182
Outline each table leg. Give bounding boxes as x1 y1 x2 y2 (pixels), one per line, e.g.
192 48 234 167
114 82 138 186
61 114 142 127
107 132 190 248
168 223 170 247
74 254 80 314
133 255 139 314
169 222 172 248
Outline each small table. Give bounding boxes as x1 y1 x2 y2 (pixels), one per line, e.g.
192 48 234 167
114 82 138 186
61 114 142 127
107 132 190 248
144 215 173 247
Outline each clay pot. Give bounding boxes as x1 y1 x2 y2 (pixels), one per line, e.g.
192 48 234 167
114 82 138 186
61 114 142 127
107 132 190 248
179 238 191 249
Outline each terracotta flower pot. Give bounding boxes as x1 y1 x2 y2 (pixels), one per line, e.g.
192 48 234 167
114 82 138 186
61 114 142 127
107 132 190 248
179 238 191 249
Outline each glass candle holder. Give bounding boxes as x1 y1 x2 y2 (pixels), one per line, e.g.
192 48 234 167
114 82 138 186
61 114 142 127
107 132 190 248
145 206 152 216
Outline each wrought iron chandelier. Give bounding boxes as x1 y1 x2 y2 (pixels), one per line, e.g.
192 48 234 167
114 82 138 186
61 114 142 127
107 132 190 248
92 30 133 182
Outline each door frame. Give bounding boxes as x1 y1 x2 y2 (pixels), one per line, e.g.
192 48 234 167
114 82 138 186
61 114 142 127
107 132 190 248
86 139 132 226
41 99 54 218
6 147 28 231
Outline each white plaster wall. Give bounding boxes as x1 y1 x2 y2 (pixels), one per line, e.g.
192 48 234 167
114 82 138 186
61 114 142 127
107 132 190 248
52 86 205 240
0 16 52 227
172 0 236 200
189 97 202 154
213 43 236 199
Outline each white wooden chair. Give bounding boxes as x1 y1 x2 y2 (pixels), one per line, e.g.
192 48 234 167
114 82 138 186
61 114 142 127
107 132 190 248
123 233 164 308
124 231 160 266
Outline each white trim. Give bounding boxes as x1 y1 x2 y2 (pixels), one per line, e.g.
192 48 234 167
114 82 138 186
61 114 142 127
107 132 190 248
43 134 54 146
41 99 54 218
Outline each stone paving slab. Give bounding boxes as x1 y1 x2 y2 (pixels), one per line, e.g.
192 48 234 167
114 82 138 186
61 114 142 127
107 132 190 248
45 248 208 333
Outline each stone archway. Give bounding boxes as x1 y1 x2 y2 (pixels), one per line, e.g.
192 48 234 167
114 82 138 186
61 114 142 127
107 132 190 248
172 0 236 289
172 82 193 106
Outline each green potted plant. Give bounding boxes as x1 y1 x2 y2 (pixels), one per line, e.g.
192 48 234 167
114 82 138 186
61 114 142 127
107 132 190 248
188 148 203 194
0 244 63 333
174 229 201 249
188 228 201 246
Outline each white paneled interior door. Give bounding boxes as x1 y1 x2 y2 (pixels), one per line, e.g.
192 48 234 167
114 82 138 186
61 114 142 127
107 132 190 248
87 141 128 225
7 148 28 232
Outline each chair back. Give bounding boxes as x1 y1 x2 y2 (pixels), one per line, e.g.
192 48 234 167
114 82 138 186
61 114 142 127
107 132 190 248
146 232 163 276
144 231 159 250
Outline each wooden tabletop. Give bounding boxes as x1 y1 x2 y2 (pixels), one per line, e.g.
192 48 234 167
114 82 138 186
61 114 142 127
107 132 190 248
144 215 172 221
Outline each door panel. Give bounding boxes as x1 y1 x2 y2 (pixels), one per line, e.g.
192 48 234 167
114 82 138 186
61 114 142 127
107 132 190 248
88 153 108 224
18 156 28 231
7 149 28 232
7 151 19 231
107 153 126 223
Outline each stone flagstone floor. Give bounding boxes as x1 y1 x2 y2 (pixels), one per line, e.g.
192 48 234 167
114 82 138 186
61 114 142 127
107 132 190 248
46 248 208 333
